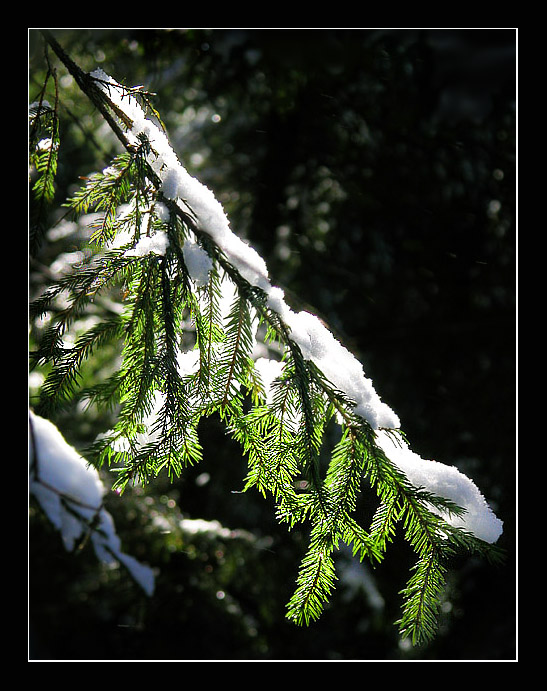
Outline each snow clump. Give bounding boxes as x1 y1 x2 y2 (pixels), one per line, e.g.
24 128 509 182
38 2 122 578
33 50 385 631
29 411 155 595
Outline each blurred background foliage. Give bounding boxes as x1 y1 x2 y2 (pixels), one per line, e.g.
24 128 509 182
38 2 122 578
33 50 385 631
28 28 516 660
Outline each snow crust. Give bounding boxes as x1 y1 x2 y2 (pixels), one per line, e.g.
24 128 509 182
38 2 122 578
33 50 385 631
29 411 155 595
88 70 503 543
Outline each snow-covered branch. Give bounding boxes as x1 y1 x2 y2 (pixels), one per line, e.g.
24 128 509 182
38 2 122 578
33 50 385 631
89 68 503 545
29 411 155 596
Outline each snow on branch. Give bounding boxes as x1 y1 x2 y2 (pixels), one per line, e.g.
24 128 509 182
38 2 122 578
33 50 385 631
90 68 400 431
29 411 155 595
89 68 503 545
375 431 503 543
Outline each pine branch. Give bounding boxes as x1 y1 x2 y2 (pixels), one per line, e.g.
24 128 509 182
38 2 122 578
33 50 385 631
65 152 137 246
194 267 225 399
286 527 338 626
40 31 134 153
114 259 162 434
29 247 135 361
369 492 404 553
35 316 124 415
397 549 448 646
29 52 60 254
219 291 255 411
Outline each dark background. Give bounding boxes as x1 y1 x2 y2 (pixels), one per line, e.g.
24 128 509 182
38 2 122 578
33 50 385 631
29 28 516 661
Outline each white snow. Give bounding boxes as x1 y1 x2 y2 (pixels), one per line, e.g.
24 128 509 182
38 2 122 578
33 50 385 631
177 347 201 378
36 137 53 151
179 517 232 538
264 285 400 429
284 309 400 430
89 70 503 543
182 237 213 287
29 411 155 595
124 231 169 257
375 430 503 544
254 357 285 405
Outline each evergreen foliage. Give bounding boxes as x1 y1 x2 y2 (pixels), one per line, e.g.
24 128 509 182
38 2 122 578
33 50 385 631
29 31 505 650
29 63 60 254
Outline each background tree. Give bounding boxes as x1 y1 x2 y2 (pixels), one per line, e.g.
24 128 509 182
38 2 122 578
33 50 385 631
29 28 516 661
